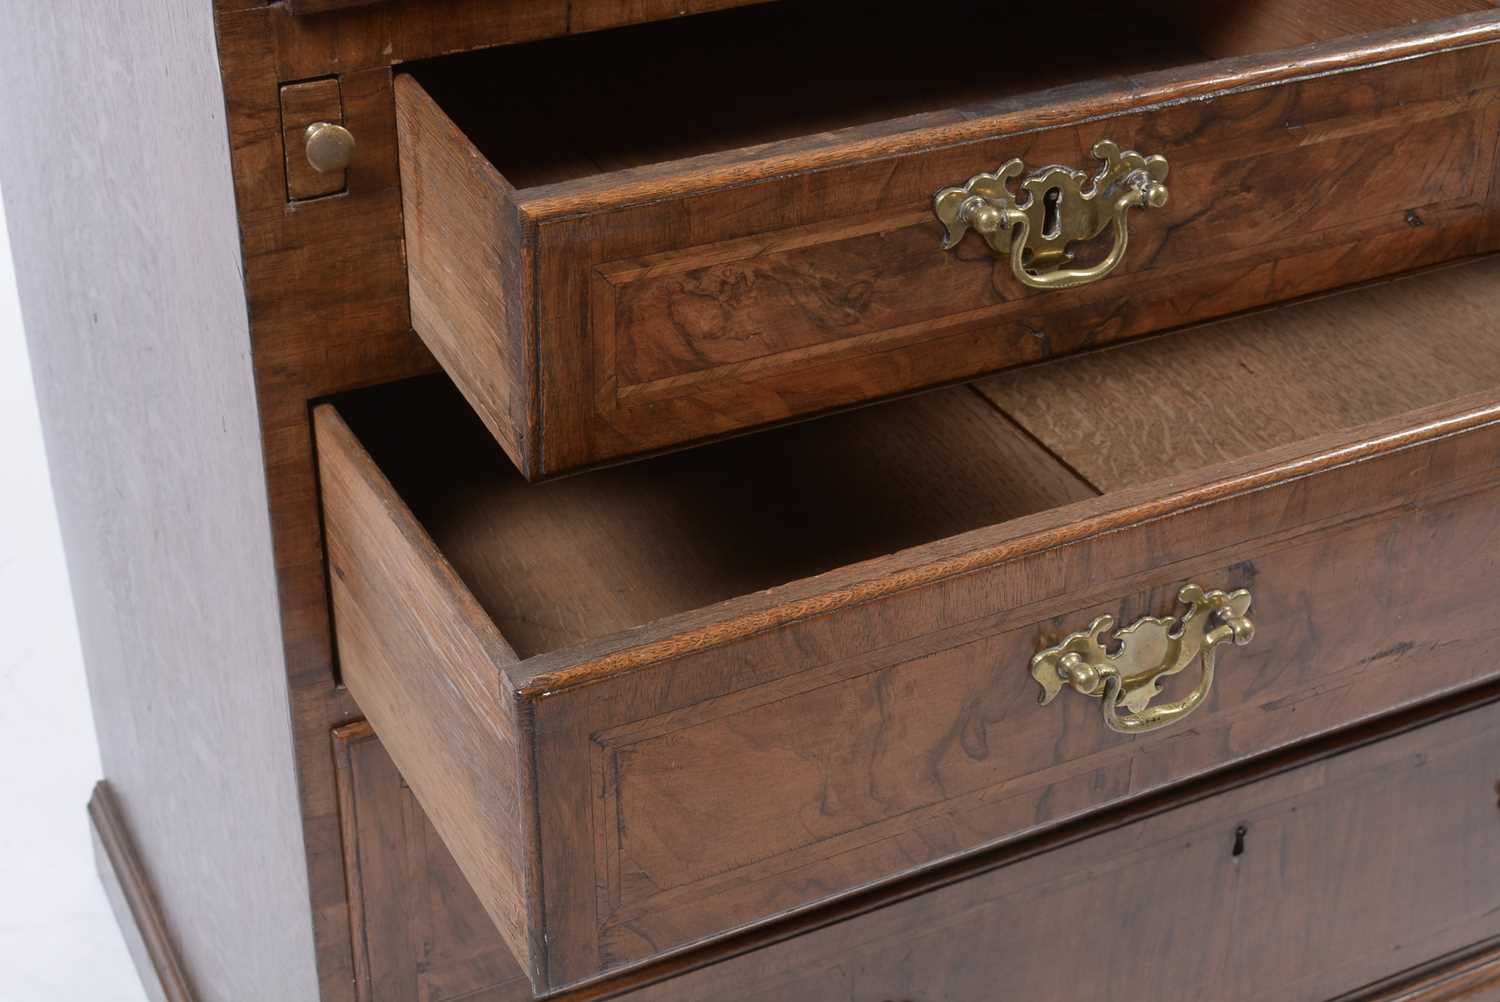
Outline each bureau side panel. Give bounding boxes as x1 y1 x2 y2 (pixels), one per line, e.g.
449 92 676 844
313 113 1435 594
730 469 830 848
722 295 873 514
0 4 318 1001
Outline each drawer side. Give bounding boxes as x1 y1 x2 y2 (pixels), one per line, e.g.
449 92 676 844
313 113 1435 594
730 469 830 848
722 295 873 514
315 405 542 983
395 75 537 478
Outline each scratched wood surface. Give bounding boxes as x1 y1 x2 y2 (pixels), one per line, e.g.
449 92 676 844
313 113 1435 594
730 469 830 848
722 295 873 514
331 694 1500 1002
323 254 1500 991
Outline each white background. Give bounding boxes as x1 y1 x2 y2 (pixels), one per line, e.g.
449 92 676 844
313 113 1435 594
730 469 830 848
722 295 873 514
0 183 150 998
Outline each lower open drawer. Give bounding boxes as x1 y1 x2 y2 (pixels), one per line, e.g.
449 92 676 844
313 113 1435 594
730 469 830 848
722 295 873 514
317 258 1500 993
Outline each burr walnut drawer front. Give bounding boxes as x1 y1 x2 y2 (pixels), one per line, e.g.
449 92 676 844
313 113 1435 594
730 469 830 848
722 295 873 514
333 694 1500 1002
394 1 1500 479
318 257 1500 994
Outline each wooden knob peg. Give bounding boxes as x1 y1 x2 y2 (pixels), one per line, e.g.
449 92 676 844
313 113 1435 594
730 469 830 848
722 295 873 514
304 121 355 173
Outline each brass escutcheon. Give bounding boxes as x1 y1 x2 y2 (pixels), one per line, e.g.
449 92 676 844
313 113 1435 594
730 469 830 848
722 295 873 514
1030 584 1253 734
934 140 1168 291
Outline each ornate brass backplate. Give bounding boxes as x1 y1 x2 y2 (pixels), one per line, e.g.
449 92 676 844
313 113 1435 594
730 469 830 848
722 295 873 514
1030 585 1254 734
934 140 1169 291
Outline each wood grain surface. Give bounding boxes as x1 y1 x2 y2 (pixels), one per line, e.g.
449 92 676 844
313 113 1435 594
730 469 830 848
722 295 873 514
335 375 1095 658
1171 0 1500 57
395 75 534 474
333 722 524 1002
0 3 323 999
1355 945 1500 1002
396 7 1500 475
286 0 385 13
214 0 803 992
323 254 1500 990
404 2 1202 189
90 783 197 1002
317 407 540 984
281 78 347 201
331 694 1500 1001
978 257 1500 487
163 1 1500 998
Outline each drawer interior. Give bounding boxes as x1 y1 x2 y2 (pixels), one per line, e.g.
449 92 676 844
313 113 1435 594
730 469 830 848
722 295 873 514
401 0 1496 190
332 257 1500 661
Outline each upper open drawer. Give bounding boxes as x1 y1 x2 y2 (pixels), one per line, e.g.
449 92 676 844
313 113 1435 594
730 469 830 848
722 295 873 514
320 255 1500 993
394 0 1500 478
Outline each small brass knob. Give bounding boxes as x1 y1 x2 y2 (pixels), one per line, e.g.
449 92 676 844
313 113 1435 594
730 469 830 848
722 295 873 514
304 122 355 173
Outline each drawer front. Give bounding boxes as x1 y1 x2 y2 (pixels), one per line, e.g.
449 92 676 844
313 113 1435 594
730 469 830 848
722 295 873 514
333 722 528 1002
334 698 1500 1002
320 394 1500 992
640 696 1500 1002
398 18 1500 477
541 456 1500 984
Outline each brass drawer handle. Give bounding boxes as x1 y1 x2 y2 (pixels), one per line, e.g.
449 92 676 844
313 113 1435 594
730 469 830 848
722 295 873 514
1031 585 1253 734
934 140 1169 291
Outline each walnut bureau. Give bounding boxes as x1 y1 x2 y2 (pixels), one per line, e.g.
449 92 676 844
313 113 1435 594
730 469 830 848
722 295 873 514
3 2 1500 1001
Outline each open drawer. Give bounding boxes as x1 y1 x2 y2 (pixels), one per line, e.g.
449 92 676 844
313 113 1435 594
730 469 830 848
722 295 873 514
319 257 1500 993
395 0 1500 478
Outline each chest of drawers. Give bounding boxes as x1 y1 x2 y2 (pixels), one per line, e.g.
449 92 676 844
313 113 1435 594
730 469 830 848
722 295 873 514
4 2 1500 1001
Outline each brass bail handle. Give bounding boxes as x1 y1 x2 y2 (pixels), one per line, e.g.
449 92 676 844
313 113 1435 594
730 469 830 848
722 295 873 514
1030 585 1254 734
933 140 1169 291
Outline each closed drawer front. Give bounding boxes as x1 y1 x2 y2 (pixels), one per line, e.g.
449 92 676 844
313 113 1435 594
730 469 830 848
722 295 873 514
334 695 1500 1002
319 256 1500 992
395 2 1500 478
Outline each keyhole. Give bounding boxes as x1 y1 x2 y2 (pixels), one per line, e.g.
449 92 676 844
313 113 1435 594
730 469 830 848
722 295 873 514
1231 823 1248 858
1042 186 1063 239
